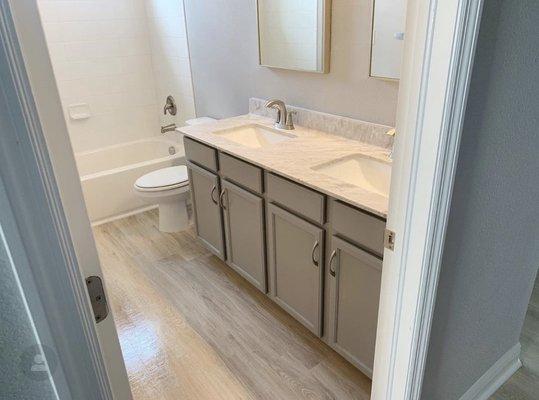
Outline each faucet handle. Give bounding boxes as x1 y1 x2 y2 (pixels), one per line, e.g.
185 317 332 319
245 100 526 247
386 128 396 159
163 95 177 116
285 110 297 130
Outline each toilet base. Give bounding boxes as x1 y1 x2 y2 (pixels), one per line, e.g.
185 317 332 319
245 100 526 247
158 197 188 233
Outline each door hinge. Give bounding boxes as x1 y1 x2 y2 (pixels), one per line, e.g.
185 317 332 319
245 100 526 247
384 229 396 251
86 276 108 323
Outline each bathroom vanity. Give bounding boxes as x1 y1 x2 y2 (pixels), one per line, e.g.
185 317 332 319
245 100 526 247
180 114 391 378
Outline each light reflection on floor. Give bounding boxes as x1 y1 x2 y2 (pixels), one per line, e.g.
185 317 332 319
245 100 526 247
118 318 161 373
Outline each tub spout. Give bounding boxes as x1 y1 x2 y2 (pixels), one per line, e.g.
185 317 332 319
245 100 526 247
161 123 177 134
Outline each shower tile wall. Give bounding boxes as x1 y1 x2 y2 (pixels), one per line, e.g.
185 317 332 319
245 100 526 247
146 0 196 127
38 0 195 153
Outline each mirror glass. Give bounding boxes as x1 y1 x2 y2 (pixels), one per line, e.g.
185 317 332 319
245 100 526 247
257 0 331 73
370 0 407 80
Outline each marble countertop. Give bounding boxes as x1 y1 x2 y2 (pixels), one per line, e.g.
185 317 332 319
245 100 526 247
178 114 391 218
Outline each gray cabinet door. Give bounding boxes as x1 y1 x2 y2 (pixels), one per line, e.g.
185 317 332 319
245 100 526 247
187 162 225 259
222 180 266 292
328 235 382 377
267 204 324 336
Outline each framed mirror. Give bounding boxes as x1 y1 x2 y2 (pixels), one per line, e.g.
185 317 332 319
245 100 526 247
370 0 407 80
257 0 332 73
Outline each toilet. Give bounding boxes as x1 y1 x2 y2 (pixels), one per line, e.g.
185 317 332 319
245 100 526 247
134 166 190 232
134 117 216 232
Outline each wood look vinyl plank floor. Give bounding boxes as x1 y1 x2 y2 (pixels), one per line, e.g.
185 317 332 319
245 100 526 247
94 210 371 400
491 273 539 399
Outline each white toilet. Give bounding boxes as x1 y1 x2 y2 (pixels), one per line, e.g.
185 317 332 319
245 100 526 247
134 165 190 232
134 117 217 233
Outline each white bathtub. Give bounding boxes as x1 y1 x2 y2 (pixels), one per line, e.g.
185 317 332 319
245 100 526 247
76 137 185 225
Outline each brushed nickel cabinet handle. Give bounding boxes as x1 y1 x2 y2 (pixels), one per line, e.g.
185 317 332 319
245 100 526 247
219 189 227 209
329 250 337 277
210 185 218 205
311 241 320 267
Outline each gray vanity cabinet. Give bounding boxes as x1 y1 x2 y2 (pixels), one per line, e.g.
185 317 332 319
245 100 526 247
221 179 267 292
327 235 382 377
267 203 324 336
185 135 386 377
187 161 225 259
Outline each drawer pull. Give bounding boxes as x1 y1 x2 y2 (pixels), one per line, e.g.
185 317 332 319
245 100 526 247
311 241 320 267
329 250 337 277
219 189 228 209
210 185 218 205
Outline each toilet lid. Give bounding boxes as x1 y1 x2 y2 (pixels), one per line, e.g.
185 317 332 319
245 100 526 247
135 166 188 190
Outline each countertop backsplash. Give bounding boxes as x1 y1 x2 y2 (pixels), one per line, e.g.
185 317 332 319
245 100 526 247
249 98 394 149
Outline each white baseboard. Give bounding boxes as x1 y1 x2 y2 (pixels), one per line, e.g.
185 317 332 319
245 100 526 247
91 205 158 227
459 343 522 400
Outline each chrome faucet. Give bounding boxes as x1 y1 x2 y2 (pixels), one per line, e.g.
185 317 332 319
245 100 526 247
161 123 177 134
265 99 295 130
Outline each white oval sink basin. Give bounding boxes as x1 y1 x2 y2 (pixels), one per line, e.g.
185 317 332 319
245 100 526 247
212 124 297 148
312 155 391 197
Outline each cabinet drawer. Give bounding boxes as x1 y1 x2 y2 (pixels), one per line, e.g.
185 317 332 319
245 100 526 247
219 153 263 194
331 200 385 257
266 173 325 224
184 137 218 172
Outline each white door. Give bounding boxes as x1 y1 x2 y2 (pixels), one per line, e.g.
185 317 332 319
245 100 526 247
1 2 132 399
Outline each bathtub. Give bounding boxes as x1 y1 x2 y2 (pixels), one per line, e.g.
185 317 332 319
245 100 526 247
76 137 185 225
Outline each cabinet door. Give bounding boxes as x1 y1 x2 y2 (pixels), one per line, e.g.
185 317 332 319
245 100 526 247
187 162 225 259
328 236 382 377
221 180 266 292
267 204 324 336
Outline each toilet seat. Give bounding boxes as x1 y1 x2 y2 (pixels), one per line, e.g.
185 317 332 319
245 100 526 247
135 166 189 192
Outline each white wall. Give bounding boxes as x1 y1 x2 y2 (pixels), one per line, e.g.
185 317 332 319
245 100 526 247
38 0 195 154
38 0 159 152
185 0 399 126
145 0 196 128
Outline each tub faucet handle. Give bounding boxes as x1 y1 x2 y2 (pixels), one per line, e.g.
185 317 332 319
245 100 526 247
163 95 177 116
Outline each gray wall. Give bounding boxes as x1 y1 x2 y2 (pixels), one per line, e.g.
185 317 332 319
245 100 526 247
0 228 57 400
184 0 399 126
421 1 539 399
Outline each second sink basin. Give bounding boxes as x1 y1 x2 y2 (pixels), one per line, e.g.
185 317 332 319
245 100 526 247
212 124 297 148
312 154 391 197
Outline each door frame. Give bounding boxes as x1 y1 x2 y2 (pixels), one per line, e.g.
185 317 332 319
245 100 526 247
1 1 131 399
2 0 486 399
372 0 485 399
